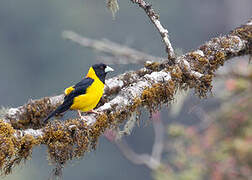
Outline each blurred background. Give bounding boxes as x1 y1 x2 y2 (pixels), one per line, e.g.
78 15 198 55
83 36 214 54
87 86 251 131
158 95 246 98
0 0 251 179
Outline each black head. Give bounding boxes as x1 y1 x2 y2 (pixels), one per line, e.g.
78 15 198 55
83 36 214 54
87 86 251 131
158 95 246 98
92 63 114 83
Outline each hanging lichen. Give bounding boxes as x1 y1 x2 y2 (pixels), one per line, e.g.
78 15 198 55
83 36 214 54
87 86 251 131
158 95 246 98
107 0 119 19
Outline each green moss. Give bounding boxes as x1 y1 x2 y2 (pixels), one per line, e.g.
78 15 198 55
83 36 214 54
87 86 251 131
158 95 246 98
231 24 252 42
220 37 232 49
0 120 16 172
144 62 161 71
231 24 252 56
189 52 209 65
170 65 183 81
186 52 209 74
195 74 213 98
0 21 250 178
9 97 59 130
0 120 41 175
89 114 109 149
141 81 175 113
214 51 225 65
43 119 89 165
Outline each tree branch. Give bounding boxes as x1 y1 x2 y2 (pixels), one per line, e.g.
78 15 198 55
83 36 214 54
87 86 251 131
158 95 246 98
115 139 158 170
62 30 162 64
131 0 176 62
104 112 164 170
0 18 251 175
151 112 164 163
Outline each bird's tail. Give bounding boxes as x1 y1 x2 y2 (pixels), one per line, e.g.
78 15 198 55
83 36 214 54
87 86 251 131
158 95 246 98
44 109 58 123
44 100 72 123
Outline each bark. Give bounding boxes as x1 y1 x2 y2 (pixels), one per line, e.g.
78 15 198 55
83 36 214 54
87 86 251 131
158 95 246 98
0 16 251 176
4 19 251 131
131 0 176 61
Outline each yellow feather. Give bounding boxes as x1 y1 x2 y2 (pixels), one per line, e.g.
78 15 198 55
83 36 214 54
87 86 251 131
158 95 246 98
64 86 75 95
85 66 97 79
69 67 105 112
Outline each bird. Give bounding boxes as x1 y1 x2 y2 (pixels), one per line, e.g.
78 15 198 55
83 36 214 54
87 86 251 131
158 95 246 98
44 63 114 123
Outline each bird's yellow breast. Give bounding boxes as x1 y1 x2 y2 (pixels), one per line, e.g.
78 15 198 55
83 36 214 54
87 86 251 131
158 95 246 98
69 79 104 112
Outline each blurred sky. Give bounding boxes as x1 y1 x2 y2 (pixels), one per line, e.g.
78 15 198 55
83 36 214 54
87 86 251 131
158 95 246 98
0 0 251 180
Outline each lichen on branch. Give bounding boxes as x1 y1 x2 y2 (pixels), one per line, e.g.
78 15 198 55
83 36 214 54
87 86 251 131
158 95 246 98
0 18 251 176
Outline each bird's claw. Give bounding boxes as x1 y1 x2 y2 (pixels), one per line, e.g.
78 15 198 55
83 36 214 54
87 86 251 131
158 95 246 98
87 109 101 115
80 116 88 121
77 110 87 121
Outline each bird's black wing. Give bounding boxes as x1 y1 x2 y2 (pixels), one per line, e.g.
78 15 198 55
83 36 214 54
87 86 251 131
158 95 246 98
64 77 94 100
44 77 94 122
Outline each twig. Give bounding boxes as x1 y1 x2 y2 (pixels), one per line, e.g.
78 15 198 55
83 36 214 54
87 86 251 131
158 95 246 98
131 0 176 62
4 20 251 132
113 112 164 169
62 30 162 64
151 112 164 163
115 139 159 170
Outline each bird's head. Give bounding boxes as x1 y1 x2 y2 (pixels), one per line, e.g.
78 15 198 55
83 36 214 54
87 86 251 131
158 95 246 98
86 63 114 83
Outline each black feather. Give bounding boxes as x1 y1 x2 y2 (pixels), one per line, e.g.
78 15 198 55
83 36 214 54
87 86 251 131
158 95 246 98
92 63 107 83
44 78 94 123
44 99 73 123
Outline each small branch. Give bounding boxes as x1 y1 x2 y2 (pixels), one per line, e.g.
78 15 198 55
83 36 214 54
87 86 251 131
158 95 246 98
62 30 162 64
0 19 251 175
115 139 159 170
4 20 251 130
106 112 164 169
151 112 164 163
131 0 176 62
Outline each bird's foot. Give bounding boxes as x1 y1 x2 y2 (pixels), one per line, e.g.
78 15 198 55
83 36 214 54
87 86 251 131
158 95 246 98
86 109 101 115
77 110 82 118
80 116 88 121
77 111 88 121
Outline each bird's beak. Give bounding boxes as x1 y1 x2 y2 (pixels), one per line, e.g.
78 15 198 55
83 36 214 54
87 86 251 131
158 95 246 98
105 66 114 73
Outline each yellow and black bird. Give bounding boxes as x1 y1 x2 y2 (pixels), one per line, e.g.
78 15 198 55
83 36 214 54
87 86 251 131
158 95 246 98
44 63 114 122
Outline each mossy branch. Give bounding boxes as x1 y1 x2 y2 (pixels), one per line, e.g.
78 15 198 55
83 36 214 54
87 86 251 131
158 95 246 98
0 19 251 176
